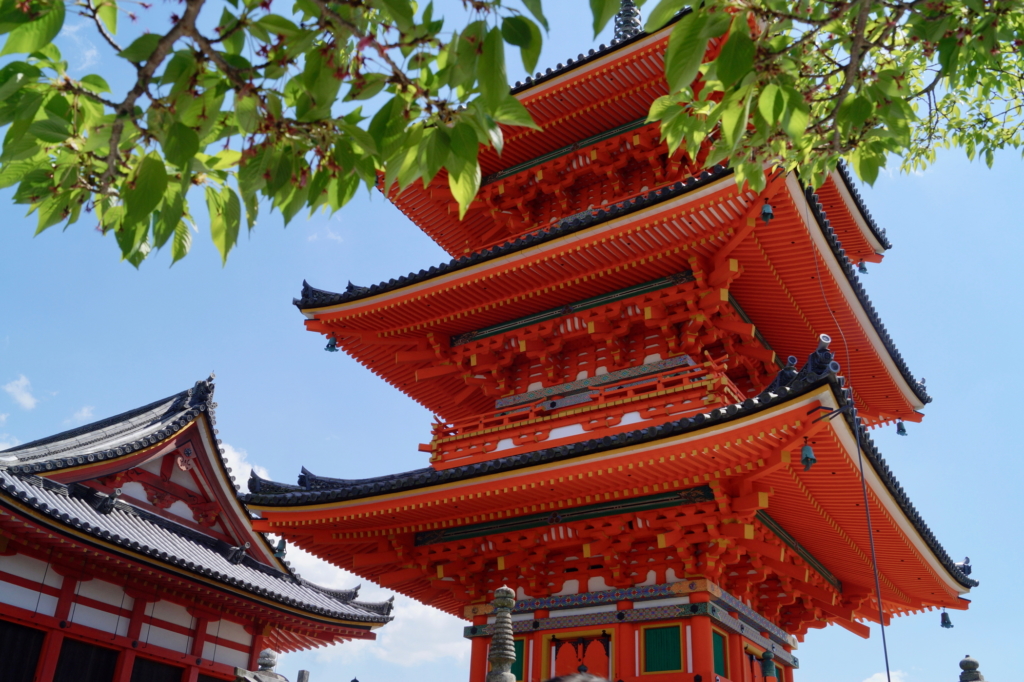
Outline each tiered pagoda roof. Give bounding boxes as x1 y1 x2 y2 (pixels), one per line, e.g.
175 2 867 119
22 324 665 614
253 14 970 648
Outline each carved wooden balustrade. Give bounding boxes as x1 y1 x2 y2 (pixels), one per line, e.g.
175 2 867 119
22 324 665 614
428 359 746 469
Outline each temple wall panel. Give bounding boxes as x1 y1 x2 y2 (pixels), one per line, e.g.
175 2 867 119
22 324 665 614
150 598 192 628
202 639 249 668
206 617 252 647
68 603 130 636
0 576 58 615
139 622 190 653
76 577 134 610
0 551 64 588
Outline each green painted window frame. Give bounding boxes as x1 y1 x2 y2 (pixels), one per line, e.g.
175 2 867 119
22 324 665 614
643 625 682 673
712 630 728 677
511 639 525 681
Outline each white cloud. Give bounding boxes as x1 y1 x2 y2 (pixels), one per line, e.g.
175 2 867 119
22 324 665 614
307 227 343 243
65 405 95 425
863 672 908 682
220 442 270 485
279 545 469 668
0 414 7 426
0 434 19 451
3 376 38 410
60 22 99 71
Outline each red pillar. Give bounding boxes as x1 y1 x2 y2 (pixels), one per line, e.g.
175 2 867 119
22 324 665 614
469 615 488 682
248 622 270 671
614 602 634 681
35 574 79 682
728 622 745 682
689 592 714 680
181 615 210 682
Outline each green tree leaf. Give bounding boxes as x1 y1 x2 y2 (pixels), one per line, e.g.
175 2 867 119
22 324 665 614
97 1 117 35
1 2 65 56
522 0 549 31
502 16 532 46
590 0 619 37
448 159 480 219
117 33 162 63
207 185 241 265
171 219 192 264
122 154 168 229
492 96 540 130
153 178 186 248
235 93 259 134
420 126 450 186
162 122 200 169
79 74 111 93
716 16 754 88
663 9 708 93
644 0 687 33
449 122 479 167
28 118 71 143
504 16 542 74
479 27 507 115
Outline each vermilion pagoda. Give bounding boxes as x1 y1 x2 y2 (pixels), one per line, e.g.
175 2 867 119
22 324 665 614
245 13 976 682
0 378 391 682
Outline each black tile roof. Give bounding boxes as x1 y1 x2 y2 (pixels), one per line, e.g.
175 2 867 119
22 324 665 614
243 352 972 590
294 165 735 310
0 379 216 476
508 10 689 95
802 185 930 405
835 161 893 251
0 471 394 623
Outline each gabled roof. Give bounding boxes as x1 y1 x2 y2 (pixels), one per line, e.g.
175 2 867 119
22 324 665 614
0 379 395 628
0 470 393 624
0 379 213 475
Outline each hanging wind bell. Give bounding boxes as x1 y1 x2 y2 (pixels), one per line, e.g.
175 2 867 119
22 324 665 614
941 610 954 628
801 437 817 471
761 201 774 224
896 419 908 436
858 261 869 274
325 335 339 352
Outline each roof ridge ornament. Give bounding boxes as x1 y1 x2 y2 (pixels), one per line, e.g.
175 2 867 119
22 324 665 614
613 1 642 42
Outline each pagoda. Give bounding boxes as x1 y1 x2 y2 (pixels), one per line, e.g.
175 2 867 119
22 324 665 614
0 377 392 682
245 8 977 682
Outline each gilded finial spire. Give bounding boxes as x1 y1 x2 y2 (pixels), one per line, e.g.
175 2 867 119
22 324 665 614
614 1 642 42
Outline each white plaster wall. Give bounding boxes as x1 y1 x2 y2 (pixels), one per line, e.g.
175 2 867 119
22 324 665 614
139 623 189 653
69 603 130 636
0 580 57 615
206 619 252 646
151 599 192 628
77 578 133 609
0 553 64 589
203 640 248 669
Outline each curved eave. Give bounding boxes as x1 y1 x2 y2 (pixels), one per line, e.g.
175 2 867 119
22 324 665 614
298 168 927 421
245 376 970 595
791 174 929 408
834 161 892 252
0 490 390 630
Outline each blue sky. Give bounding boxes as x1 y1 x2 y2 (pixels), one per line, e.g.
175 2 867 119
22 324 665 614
1 3 1022 682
